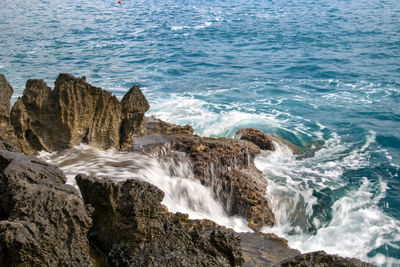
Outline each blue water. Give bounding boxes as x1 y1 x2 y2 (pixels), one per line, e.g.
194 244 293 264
1 0 399 265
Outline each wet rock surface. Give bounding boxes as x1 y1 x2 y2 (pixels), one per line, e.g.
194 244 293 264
0 145 92 266
240 232 300 266
277 251 375 267
0 74 376 267
76 174 244 266
135 119 275 231
235 128 301 154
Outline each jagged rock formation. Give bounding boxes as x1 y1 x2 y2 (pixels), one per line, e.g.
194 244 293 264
76 174 244 266
0 74 376 267
119 85 150 149
235 128 300 154
134 118 275 231
0 75 12 125
0 142 92 266
0 75 31 153
6 73 148 153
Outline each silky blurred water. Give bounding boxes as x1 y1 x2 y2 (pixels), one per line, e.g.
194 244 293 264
1 0 400 265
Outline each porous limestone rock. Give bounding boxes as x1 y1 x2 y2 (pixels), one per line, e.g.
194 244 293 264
134 119 275 231
0 146 92 266
0 74 31 153
276 250 375 267
10 74 122 151
9 73 149 153
0 74 12 125
76 174 244 266
119 85 150 149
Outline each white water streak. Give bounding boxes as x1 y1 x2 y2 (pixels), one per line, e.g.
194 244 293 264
39 145 251 233
258 132 400 266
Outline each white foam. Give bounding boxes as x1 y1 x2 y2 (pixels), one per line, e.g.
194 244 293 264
257 131 400 266
171 26 184 31
39 145 251 233
148 94 307 138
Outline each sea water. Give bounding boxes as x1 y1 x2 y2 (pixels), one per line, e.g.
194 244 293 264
1 0 399 265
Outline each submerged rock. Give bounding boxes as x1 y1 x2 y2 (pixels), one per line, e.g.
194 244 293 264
76 174 244 266
235 128 300 154
9 73 148 153
0 145 92 266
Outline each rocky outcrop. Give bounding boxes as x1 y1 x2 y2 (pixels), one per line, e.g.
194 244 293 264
119 85 150 149
76 174 244 266
0 75 31 153
75 174 374 267
235 128 300 154
146 115 194 135
3 73 275 230
0 74 12 125
8 73 148 153
0 145 92 266
134 119 275 231
277 251 375 267
1 74 376 266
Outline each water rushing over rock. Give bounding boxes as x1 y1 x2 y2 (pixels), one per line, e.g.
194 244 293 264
0 74 377 266
0 141 92 266
76 174 244 266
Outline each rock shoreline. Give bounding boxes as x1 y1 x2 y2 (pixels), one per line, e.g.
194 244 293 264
0 74 374 266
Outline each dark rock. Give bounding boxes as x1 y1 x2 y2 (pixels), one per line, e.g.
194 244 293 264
135 120 275 231
0 148 92 266
277 250 376 267
235 128 300 154
76 174 244 266
9 74 149 153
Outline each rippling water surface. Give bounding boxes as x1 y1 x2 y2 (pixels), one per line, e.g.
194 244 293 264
1 0 400 265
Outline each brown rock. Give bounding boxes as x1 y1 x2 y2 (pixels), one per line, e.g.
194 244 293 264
0 74 32 154
119 85 150 149
10 74 122 151
0 74 13 125
9 74 149 153
145 115 194 136
76 174 244 266
134 120 275 231
173 136 275 230
235 128 301 154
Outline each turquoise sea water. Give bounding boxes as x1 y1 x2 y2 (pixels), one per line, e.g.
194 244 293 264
1 0 399 265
